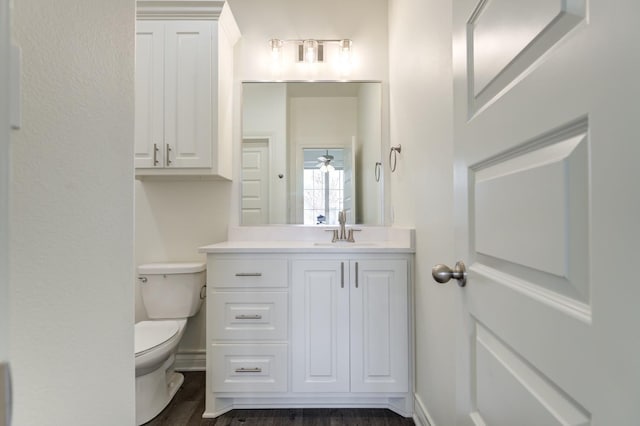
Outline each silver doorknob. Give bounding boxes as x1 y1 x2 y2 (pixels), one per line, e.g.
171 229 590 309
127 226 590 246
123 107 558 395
432 261 467 287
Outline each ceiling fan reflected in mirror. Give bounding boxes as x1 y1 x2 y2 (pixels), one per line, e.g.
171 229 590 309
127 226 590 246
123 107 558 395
317 151 335 173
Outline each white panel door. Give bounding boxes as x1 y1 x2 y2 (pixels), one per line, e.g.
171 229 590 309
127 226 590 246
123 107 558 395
134 21 164 168
350 260 408 393
291 260 350 393
453 1 640 425
241 140 269 225
164 21 212 168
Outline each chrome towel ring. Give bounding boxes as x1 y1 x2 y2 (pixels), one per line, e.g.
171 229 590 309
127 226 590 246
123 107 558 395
375 162 382 182
389 145 401 172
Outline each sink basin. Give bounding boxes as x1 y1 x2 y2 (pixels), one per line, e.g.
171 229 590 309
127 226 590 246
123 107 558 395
313 242 380 247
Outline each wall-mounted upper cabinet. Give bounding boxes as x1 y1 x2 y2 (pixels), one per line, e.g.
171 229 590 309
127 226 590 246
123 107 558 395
134 2 240 180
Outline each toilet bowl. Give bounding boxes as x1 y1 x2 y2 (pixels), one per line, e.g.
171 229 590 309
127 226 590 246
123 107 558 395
135 319 186 424
134 262 205 425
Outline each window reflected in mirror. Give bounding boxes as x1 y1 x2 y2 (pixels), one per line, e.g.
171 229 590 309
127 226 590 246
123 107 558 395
303 149 346 225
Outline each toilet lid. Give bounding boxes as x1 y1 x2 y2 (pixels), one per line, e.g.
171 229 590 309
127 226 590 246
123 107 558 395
135 320 181 355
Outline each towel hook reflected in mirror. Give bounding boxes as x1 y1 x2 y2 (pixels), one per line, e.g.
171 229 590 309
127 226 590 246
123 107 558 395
389 145 401 172
375 162 382 182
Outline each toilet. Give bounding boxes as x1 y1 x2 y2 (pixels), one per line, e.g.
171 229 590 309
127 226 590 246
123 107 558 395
135 262 206 425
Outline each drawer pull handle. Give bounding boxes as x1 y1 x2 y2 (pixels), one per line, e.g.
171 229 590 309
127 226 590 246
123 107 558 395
235 314 262 320
235 272 262 277
235 367 262 373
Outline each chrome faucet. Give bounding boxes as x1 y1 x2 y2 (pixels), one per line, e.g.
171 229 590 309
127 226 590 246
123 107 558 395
328 210 355 243
338 210 347 240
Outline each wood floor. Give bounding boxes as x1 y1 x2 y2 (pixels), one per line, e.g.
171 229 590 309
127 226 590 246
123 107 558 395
145 372 415 425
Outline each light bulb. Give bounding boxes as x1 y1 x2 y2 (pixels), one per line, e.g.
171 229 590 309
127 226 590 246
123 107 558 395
303 40 318 63
269 38 283 61
339 39 352 65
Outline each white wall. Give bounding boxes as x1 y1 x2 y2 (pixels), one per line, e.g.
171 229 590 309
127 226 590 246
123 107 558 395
227 0 389 227
228 0 388 82
289 96 357 222
357 84 382 224
9 0 135 425
135 180 231 351
242 83 288 224
388 0 456 425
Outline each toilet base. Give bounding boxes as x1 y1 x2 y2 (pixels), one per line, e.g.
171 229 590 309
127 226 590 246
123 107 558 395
136 354 184 425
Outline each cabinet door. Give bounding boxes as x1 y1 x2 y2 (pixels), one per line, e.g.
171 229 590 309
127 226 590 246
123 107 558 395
164 21 212 168
350 259 409 393
135 21 164 168
291 260 350 393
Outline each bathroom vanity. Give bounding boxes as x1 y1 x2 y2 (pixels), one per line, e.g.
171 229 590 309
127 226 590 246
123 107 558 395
200 227 415 418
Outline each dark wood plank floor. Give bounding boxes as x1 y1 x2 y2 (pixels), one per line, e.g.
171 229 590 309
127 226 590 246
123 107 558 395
145 372 415 425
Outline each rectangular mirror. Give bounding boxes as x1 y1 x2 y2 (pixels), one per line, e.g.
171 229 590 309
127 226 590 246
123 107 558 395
241 82 383 226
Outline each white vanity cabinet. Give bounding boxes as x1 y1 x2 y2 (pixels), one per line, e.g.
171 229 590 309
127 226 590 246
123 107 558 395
203 245 414 419
291 258 409 394
134 2 239 179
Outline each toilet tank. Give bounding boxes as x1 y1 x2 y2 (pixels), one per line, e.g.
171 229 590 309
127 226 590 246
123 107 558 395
138 262 206 319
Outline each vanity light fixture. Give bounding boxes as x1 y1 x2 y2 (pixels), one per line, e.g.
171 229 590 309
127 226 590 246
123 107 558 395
268 38 352 64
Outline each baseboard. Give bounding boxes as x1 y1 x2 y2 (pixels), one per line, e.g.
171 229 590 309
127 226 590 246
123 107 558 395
413 393 435 426
174 349 206 371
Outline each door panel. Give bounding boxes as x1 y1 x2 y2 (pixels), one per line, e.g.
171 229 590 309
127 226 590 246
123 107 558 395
469 0 586 112
350 260 408 393
291 261 349 393
134 21 163 168
474 322 589 426
164 21 212 167
473 125 589 303
454 0 640 424
242 140 270 225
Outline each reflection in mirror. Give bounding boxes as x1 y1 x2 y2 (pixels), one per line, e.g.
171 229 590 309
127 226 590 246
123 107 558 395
302 148 349 225
241 82 383 226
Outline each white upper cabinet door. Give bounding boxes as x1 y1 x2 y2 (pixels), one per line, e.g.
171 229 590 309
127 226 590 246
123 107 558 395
453 0 640 425
134 21 164 168
350 259 408 393
163 21 213 168
291 260 350 393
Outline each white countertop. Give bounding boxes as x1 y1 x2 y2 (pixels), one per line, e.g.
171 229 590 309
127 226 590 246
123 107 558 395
199 226 415 254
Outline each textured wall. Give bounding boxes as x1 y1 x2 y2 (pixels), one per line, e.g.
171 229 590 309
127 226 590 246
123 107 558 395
10 0 135 424
0 0 9 363
388 0 456 425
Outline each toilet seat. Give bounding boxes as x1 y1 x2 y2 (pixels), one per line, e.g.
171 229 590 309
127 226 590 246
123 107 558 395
135 320 181 356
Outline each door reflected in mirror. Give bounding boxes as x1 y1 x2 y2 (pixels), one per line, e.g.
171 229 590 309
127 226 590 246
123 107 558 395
241 82 383 225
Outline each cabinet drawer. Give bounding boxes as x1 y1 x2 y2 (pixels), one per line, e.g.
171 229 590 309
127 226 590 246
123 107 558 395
210 292 288 341
209 258 287 288
211 344 287 393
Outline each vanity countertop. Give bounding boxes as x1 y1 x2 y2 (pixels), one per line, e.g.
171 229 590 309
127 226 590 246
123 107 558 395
199 226 415 254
